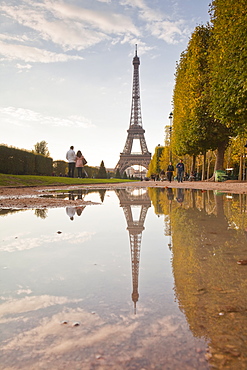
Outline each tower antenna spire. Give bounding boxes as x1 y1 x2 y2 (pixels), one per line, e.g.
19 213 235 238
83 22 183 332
135 44 137 56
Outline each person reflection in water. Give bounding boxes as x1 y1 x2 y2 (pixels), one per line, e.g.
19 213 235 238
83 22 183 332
166 188 174 203
66 207 76 220
76 206 86 216
176 188 184 205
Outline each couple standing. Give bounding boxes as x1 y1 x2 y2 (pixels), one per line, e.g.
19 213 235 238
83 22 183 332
166 159 184 183
66 146 87 178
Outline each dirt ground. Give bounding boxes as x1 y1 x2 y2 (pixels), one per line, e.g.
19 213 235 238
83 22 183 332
0 181 247 209
0 180 247 209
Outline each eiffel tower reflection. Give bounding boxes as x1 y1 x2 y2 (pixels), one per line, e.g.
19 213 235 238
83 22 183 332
116 188 151 313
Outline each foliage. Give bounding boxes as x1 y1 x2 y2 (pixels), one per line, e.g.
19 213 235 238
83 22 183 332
147 146 164 176
33 141 50 157
173 25 228 158
53 160 68 176
159 145 171 171
209 0 247 132
0 145 52 176
97 160 107 179
83 166 98 179
172 1 247 173
115 168 121 179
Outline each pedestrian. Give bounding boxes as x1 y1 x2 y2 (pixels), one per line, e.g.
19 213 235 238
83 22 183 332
166 162 174 182
75 150 86 178
66 146 76 178
176 159 184 183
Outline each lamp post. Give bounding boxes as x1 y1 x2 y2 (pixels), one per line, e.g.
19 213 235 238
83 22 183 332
168 112 173 162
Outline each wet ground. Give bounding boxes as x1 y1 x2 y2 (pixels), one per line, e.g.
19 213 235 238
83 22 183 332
1 186 247 369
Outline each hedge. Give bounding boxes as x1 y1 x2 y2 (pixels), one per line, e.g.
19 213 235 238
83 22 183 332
0 145 53 175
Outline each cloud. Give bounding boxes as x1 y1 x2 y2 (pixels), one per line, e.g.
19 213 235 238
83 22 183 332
16 63 32 70
0 230 95 253
0 0 189 67
0 1 139 55
45 1 139 36
0 107 95 131
0 295 82 317
120 0 188 44
0 40 84 63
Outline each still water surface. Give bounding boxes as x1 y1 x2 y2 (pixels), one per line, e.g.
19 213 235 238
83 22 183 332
1 187 247 369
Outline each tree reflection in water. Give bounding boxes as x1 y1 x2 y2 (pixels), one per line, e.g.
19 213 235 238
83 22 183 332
149 187 247 368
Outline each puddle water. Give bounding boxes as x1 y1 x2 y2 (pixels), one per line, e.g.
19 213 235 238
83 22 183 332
1 187 247 369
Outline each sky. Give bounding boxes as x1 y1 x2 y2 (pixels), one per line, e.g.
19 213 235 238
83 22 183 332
0 0 211 169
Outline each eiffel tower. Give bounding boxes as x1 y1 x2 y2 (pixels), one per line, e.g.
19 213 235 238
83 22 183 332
115 45 151 175
116 188 151 313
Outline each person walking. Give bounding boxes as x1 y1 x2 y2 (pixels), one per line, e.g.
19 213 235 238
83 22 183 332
66 145 76 178
166 162 174 182
75 150 85 178
176 159 184 183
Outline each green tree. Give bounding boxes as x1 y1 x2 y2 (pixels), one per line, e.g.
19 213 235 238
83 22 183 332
97 160 107 179
209 0 247 132
173 25 228 176
147 145 164 177
33 141 50 157
53 160 67 176
159 126 175 171
115 168 121 179
207 0 247 172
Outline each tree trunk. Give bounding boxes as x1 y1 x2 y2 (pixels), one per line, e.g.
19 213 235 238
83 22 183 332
239 153 243 180
214 141 227 171
206 153 211 180
190 155 196 173
201 152 206 180
206 142 227 182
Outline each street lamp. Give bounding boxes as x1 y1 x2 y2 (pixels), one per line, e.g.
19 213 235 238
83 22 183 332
168 112 173 162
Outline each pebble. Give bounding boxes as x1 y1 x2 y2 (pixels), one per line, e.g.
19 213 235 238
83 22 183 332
72 322 80 327
237 260 247 265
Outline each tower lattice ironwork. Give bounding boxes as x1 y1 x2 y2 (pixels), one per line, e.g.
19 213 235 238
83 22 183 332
115 45 151 175
116 188 151 313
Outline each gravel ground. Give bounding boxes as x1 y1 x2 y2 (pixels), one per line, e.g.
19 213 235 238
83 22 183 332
0 180 247 209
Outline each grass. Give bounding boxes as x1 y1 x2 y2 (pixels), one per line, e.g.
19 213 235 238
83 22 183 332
0 174 136 187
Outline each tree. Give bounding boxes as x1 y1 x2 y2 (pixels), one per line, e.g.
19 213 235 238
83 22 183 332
33 141 50 157
172 25 227 175
159 126 173 170
53 160 67 176
209 0 247 132
97 160 107 179
115 168 121 179
172 22 238 175
207 0 247 172
147 145 164 177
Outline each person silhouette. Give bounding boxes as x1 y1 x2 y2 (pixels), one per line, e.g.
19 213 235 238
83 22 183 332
66 206 76 220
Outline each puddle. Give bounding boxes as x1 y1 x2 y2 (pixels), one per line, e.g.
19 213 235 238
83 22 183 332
1 187 247 369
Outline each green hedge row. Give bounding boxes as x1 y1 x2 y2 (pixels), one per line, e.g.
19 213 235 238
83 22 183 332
0 145 53 175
